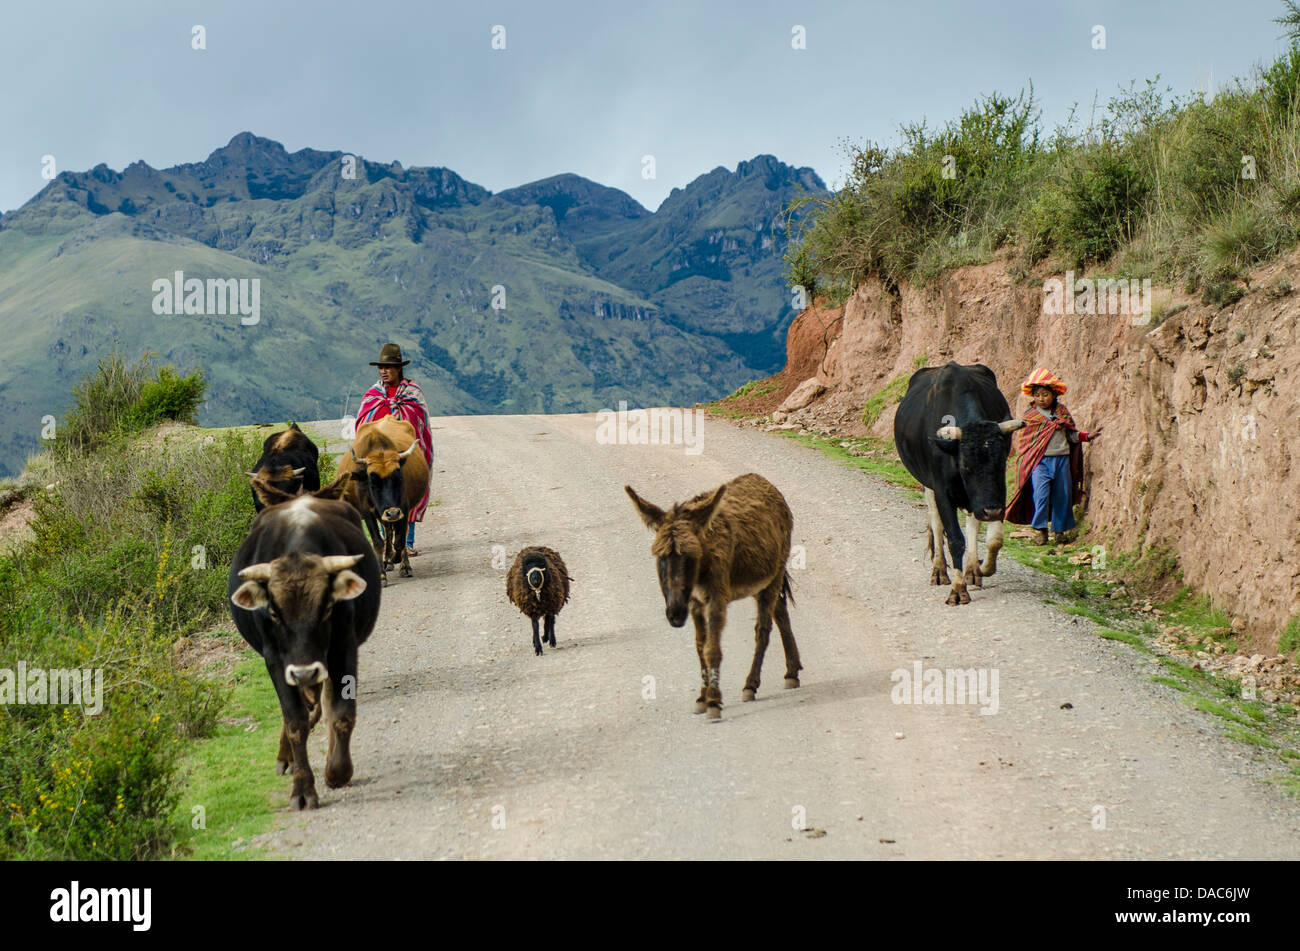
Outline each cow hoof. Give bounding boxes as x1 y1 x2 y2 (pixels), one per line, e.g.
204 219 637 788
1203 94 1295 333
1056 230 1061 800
325 766 353 789
931 571 950 586
741 687 756 702
706 705 722 721
400 567 412 578
290 789 319 811
783 677 800 689
693 699 708 714
966 571 982 588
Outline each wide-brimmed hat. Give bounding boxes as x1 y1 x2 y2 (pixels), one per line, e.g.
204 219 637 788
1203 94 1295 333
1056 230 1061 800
369 343 410 367
1022 367 1067 396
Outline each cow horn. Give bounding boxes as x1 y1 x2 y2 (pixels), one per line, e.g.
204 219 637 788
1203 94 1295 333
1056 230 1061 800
397 441 417 461
321 554 365 573
936 425 962 440
291 467 307 477
350 447 365 468
999 419 1026 433
238 562 273 581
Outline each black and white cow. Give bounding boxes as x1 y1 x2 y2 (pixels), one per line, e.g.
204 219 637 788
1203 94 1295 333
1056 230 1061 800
228 493 382 809
893 362 1025 605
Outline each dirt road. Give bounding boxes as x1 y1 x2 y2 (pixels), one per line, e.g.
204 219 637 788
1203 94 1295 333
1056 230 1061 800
264 413 1300 859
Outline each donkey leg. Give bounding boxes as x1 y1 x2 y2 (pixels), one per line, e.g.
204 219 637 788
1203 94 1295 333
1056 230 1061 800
703 604 727 720
531 616 543 656
691 602 708 714
774 595 802 688
743 583 779 701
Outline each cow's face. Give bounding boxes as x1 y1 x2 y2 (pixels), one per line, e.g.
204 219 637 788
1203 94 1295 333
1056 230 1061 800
351 443 416 523
230 552 367 685
935 419 1025 520
250 464 307 500
626 484 726 628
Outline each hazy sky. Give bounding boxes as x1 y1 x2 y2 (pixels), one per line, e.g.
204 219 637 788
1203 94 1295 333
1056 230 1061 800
0 0 1290 214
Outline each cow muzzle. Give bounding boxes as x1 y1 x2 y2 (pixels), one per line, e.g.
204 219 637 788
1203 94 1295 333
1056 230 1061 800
666 605 689 628
381 507 404 523
284 662 327 686
980 507 1004 521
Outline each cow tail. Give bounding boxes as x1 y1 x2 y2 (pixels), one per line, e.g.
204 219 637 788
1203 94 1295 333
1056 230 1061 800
781 571 796 608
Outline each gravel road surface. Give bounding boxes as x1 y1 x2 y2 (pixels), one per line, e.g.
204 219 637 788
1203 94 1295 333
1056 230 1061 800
263 412 1300 859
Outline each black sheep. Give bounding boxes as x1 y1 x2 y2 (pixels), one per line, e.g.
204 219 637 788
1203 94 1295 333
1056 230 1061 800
506 547 572 655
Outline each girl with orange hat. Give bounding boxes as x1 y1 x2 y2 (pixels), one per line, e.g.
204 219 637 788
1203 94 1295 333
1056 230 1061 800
1005 368 1103 545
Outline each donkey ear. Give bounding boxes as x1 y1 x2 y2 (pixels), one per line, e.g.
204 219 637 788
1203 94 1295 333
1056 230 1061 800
691 484 727 528
625 486 666 529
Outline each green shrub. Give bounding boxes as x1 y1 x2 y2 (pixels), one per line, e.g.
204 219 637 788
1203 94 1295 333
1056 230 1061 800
0 412 260 858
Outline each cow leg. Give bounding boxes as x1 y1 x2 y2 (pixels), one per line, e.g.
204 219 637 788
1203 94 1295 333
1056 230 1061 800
265 655 319 810
396 516 412 578
743 582 779 701
703 603 727 720
962 511 982 588
774 591 802 688
532 616 543 656
544 614 556 648
980 519 1005 577
322 673 357 790
924 488 950 585
691 602 709 714
362 511 388 584
276 725 293 775
936 496 971 606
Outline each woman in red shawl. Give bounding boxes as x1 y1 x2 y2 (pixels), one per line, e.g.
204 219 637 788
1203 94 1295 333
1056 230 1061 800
1005 368 1103 545
356 343 434 554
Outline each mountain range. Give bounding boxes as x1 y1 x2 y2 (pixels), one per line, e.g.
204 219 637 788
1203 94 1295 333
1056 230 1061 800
0 132 825 476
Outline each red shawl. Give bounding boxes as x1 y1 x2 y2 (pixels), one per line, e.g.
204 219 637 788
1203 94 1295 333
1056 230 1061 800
1005 403 1091 525
357 377 434 522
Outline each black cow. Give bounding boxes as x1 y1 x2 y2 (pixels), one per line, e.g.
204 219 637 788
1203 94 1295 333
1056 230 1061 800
249 423 321 512
228 493 382 809
893 362 1025 605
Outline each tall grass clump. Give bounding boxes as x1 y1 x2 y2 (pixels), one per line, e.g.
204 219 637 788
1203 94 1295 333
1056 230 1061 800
53 352 206 459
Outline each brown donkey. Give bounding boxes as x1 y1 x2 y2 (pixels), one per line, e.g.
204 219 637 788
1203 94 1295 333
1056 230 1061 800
626 473 802 720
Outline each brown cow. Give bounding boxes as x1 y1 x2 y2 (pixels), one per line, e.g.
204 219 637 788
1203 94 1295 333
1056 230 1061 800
626 473 802 720
337 416 429 582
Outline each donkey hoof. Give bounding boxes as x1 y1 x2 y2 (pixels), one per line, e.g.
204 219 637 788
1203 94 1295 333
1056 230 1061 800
741 688 756 702
693 700 708 714
705 705 722 721
783 677 800 689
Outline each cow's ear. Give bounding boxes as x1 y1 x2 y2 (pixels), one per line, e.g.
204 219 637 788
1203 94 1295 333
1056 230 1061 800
231 580 269 611
332 570 367 601
930 436 961 456
625 486 666 529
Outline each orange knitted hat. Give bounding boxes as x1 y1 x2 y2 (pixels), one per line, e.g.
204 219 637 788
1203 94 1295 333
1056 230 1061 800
1022 367 1067 396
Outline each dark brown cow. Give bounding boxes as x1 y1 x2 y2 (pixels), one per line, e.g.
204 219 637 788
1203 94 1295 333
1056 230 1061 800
336 415 429 582
249 423 321 512
626 473 802 720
